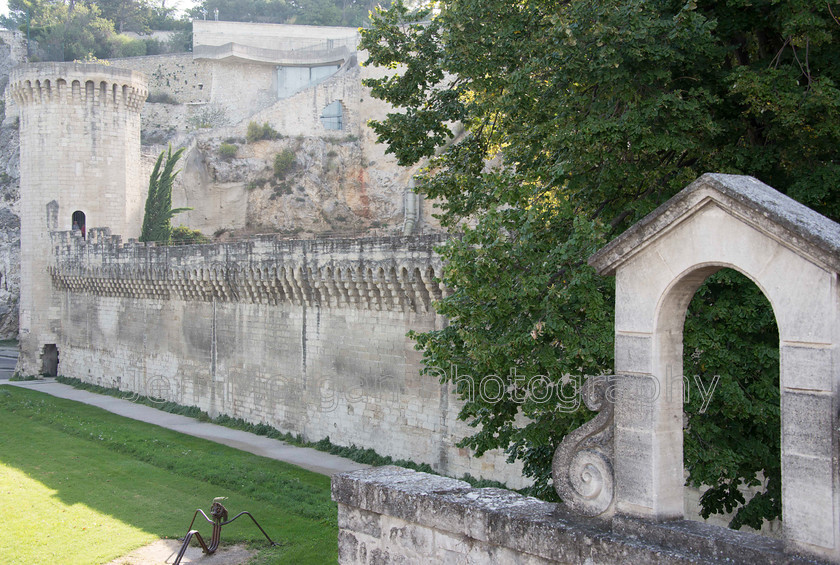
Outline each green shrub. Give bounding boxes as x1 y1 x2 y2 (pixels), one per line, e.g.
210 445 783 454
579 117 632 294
273 149 296 179
108 35 147 58
9 374 39 382
143 38 165 56
171 226 210 245
167 29 193 54
246 121 280 142
147 92 179 105
270 182 293 200
218 143 238 159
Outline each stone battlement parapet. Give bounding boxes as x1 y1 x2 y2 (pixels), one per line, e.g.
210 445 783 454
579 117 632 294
49 231 447 313
10 62 148 112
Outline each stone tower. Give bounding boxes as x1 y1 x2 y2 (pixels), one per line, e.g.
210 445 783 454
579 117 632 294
10 63 147 375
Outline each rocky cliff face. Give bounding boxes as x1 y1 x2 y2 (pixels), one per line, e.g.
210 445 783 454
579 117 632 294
0 127 20 339
170 134 408 239
0 33 25 339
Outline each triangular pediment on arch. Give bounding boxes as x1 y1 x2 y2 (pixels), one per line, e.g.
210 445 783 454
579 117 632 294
588 173 840 276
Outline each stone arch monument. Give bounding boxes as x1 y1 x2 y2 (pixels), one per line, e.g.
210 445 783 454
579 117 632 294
584 173 840 559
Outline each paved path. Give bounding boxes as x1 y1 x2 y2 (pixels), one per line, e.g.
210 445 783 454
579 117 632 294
1 375 368 477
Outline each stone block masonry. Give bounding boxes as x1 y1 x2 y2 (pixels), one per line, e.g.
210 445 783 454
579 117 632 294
11 63 147 378
48 231 527 487
332 466 829 565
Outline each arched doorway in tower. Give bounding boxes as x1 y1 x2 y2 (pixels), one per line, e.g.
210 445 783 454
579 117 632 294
72 210 86 239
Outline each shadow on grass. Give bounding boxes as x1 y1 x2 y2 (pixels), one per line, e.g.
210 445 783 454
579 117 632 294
0 386 337 565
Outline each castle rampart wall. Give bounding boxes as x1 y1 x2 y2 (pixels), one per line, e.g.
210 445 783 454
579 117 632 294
48 231 528 487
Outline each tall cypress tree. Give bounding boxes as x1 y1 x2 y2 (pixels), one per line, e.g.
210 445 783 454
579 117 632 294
140 145 190 244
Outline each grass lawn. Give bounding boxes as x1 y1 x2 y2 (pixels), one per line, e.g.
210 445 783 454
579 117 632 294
0 386 338 564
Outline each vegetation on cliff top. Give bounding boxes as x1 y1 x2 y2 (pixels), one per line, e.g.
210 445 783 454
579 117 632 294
2 0 192 61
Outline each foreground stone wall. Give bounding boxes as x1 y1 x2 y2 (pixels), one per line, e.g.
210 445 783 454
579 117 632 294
333 467 824 565
47 231 526 487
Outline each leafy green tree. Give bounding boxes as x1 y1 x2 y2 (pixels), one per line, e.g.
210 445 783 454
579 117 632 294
187 0 386 27
2 0 116 61
683 270 780 530
295 0 344 26
360 0 840 530
147 1 191 32
94 0 152 33
2 0 187 59
187 0 296 24
107 33 147 57
47 3 116 61
140 145 191 244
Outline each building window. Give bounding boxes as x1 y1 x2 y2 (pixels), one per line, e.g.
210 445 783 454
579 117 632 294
72 210 86 239
320 101 343 131
277 65 340 99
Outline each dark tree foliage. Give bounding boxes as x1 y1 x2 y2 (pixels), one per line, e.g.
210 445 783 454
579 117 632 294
360 0 840 530
140 145 190 244
187 0 389 27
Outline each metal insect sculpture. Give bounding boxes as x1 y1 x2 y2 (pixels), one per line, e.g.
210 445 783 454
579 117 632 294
173 497 278 564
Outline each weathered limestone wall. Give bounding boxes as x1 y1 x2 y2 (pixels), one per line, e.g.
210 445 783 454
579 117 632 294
0 31 28 340
241 58 362 139
48 231 527 487
332 467 823 565
107 53 211 104
128 55 279 127
193 20 358 51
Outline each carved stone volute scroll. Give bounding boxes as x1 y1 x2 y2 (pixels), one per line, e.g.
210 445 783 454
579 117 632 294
552 374 615 517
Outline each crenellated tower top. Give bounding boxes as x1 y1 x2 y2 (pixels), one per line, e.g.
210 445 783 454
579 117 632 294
10 62 148 112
